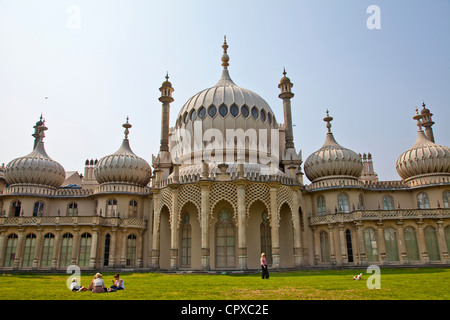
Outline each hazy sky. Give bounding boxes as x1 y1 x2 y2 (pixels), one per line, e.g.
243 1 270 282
0 0 449 183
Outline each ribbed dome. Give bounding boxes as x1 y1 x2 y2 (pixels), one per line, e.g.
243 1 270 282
94 119 151 187
396 129 450 181
172 38 277 164
304 112 363 183
5 124 65 189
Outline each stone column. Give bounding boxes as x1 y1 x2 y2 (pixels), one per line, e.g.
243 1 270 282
312 227 320 265
416 220 429 264
109 228 117 267
52 228 62 269
0 230 6 267
376 221 387 264
291 187 302 266
151 191 161 269
199 181 212 270
120 229 127 267
137 230 144 268
396 221 408 264
436 220 449 263
328 225 336 265
89 228 99 270
14 229 25 270
269 183 280 268
355 222 367 266
170 186 180 270
236 181 247 270
71 228 80 266
338 223 348 265
32 228 43 270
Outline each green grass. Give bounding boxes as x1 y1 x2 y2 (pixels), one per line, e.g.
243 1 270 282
0 268 449 300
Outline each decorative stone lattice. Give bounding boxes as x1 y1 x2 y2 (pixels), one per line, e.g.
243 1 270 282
245 183 270 219
178 184 202 221
209 182 237 217
277 185 294 218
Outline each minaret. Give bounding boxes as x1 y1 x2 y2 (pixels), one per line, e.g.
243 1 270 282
278 68 295 149
158 73 174 152
278 68 302 181
420 101 435 142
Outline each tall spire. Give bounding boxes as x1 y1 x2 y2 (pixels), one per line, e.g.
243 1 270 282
158 73 174 152
215 36 236 86
278 68 295 149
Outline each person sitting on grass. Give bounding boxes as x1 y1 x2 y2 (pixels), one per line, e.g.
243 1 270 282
109 273 125 291
91 273 106 293
70 278 87 292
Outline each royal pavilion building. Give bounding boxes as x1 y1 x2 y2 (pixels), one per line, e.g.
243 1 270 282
0 39 449 272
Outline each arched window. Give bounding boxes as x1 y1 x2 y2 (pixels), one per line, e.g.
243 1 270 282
345 229 354 263
230 104 239 117
317 195 326 215
337 193 349 213
126 234 137 267
22 233 37 267
320 231 330 263
103 234 111 266
404 227 420 262
79 233 92 267
215 209 235 268
128 200 138 218
260 211 272 265
67 202 78 216
41 233 55 267
181 213 191 268
424 226 440 261
107 199 118 217
10 201 21 217
384 227 399 262
60 233 73 267
364 227 378 262
4 234 18 267
417 192 430 209
383 195 394 210
443 191 449 208
190 109 197 121
33 201 45 216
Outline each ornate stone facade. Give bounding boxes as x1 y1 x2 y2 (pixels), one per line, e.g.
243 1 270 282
0 39 449 272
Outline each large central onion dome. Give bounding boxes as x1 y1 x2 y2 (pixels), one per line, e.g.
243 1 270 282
94 118 152 187
396 110 450 182
5 118 66 189
172 37 278 165
304 111 363 183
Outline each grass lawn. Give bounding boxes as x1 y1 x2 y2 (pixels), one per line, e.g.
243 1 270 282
0 267 449 300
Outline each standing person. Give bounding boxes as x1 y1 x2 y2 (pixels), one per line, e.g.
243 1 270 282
260 253 269 279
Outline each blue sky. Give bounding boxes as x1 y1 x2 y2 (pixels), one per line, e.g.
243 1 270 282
0 0 449 183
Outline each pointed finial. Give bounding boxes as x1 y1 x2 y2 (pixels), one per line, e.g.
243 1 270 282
221 35 229 69
323 109 333 133
123 116 132 139
413 107 423 129
165 71 169 82
283 67 287 77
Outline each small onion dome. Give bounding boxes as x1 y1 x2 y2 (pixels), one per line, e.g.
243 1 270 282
395 113 450 181
5 122 65 189
304 111 363 182
279 67 292 85
94 118 152 186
